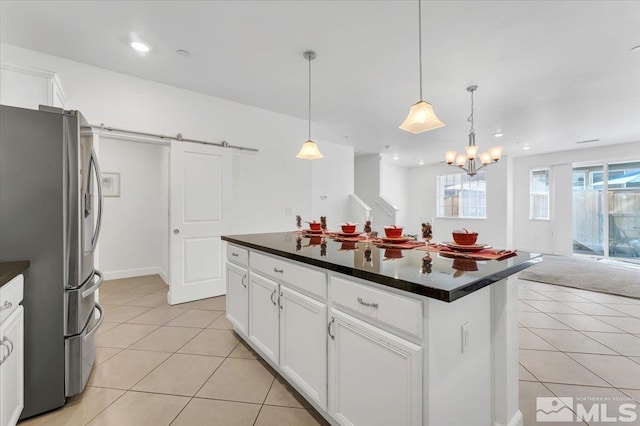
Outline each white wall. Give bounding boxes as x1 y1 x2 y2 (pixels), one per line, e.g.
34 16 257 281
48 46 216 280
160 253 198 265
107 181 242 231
311 142 355 226
354 154 393 229
98 137 169 280
1 44 354 278
512 141 640 254
380 161 409 229
407 159 510 248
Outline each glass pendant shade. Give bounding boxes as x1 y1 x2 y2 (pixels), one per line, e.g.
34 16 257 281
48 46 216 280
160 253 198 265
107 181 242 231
296 140 323 160
478 152 492 165
489 146 503 161
399 101 446 134
445 151 457 165
464 144 479 160
455 154 467 167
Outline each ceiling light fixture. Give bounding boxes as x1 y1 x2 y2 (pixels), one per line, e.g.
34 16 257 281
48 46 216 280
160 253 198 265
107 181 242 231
130 41 150 53
296 50 323 160
399 0 445 134
444 85 502 176
494 132 504 138
419 159 425 165
393 154 399 160
522 145 531 150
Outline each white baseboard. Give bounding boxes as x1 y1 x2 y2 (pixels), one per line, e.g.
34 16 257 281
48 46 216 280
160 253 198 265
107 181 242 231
102 267 165 281
158 269 169 285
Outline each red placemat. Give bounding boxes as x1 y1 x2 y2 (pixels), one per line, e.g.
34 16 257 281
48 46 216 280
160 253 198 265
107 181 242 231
372 239 424 249
416 244 518 260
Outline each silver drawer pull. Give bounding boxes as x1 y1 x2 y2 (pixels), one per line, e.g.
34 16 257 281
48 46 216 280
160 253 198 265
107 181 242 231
273 267 284 274
270 289 277 305
241 274 247 289
357 297 379 309
327 317 335 339
0 301 12 311
0 336 14 365
231 252 239 257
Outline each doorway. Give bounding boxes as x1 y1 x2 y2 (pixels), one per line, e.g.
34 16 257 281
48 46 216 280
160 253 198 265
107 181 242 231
573 160 640 260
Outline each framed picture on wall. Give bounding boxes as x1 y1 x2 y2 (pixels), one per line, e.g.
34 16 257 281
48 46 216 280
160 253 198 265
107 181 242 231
101 172 120 197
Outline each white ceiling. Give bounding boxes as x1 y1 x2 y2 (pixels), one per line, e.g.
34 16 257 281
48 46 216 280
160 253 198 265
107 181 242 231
1 0 639 166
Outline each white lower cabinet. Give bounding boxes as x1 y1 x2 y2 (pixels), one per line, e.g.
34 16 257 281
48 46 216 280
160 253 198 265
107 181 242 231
248 272 280 364
1 305 24 426
279 285 327 410
226 262 248 335
328 308 423 426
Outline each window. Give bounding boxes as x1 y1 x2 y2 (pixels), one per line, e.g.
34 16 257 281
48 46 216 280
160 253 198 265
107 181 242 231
530 168 550 220
437 171 486 218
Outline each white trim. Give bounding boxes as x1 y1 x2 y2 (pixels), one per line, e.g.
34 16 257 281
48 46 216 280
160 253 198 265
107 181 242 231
0 60 57 79
158 269 169 285
102 266 167 282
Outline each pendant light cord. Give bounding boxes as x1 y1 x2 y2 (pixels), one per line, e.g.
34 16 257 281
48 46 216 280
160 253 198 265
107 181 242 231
468 89 475 133
418 0 423 101
308 54 312 140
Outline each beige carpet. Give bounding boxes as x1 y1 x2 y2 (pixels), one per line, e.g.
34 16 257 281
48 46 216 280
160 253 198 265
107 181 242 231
519 256 640 300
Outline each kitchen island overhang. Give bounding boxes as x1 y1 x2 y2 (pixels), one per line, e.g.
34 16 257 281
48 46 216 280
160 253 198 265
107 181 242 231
222 232 540 426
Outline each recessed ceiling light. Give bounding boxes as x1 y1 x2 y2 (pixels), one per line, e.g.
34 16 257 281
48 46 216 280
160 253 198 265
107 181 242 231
419 159 424 165
131 41 150 53
177 49 190 56
631 45 640 53
522 145 531 150
494 132 504 138
393 154 399 160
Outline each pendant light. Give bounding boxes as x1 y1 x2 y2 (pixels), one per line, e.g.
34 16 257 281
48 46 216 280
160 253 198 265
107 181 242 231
296 50 323 160
444 85 502 176
399 0 445 134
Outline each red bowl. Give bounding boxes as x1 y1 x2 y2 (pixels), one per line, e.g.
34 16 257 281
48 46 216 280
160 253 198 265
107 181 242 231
340 241 357 250
384 226 403 238
340 224 357 233
452 232 478 245
384 248 403 259
309 222 321 231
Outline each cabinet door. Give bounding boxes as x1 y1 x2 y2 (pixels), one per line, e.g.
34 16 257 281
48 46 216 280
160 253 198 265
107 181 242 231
328 309 422 426
279 285 327 410
0 306 24 426
248 273 279 364
226 262 249 336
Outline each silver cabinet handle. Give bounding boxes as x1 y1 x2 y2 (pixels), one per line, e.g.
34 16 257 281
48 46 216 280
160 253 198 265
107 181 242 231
0 340 8 365
0 301 12 311
270 289 277 305
357 297 379 309
231 252 239 257
327 317 335 340
273 267 284 274
278 293 283 310
241 274 247 288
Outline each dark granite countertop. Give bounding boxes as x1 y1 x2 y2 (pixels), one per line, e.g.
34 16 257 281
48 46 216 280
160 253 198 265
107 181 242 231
222 232 541 302
0 260 30 287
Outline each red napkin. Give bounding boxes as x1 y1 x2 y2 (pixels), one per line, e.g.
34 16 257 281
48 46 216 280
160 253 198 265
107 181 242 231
416 244 518 261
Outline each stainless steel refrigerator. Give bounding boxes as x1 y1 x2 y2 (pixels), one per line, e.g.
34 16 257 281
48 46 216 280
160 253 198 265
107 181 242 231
0 104 104 419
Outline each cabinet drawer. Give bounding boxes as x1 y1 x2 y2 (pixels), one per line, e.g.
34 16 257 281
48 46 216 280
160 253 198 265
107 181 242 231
0 274 23 324
227 244 248 266
330 276 423 339
251 251 326 299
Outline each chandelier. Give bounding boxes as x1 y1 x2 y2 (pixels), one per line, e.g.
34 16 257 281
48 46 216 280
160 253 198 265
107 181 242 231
444 85 502 176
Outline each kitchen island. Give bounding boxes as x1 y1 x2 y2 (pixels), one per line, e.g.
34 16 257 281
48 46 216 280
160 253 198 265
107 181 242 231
222 232 541 426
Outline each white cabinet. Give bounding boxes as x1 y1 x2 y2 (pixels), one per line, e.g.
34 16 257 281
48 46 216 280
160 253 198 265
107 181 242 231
248 272 280 364
328 308 422 426
1 274 24 426
279 285 327 410
226 262 248 336
0 62 66 110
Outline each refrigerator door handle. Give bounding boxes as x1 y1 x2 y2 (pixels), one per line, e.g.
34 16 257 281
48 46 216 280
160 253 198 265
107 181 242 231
90 147 103 252
81 270 103 299
82 303 104 343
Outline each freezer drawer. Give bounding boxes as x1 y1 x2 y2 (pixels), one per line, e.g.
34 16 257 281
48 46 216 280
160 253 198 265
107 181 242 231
64 303 103 397
64 270 102 336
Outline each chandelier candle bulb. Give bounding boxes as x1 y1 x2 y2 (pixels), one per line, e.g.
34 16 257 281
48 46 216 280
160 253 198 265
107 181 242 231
455 154 467 167
465 144 478 160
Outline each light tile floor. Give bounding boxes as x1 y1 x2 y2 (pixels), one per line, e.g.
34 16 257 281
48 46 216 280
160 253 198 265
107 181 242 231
17 274 640 425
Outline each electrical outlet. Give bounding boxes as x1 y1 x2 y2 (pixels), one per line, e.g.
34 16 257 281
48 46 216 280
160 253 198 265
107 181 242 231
461 322 470 353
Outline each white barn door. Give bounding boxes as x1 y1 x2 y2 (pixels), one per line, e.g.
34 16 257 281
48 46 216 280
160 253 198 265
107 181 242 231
169 140 231 305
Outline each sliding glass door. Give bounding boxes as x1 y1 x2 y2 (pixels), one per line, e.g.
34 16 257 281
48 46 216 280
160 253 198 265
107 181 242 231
573 161 640 260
